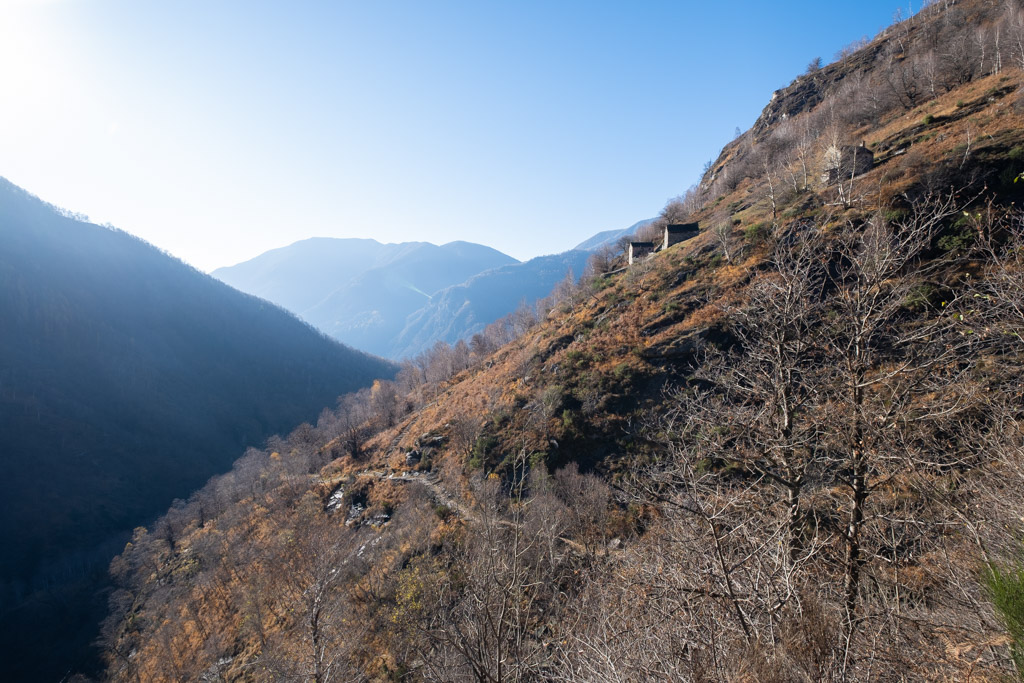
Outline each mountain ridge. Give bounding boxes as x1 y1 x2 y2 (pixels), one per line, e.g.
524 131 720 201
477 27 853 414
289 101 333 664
0 177 396 681
572 218 656 251
215 222 649 359
214 237 518 357
389 249 592 358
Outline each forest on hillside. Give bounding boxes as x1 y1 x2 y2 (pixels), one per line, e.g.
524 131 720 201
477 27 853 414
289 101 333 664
0 178 394 681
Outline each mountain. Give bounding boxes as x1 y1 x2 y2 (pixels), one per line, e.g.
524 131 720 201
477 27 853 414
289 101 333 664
100 1 1024 681
209 237 392 314
214 239 518 357
390 250 592 359
0 177 395 681
216 239 595 361
573 218 655 251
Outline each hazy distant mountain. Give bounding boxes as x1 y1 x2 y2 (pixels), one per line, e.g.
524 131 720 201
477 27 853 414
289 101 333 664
210 237 391 314
216 238 603 361
392 250 592 358
215 239 518 357
0 178 394 681
574 218 655 251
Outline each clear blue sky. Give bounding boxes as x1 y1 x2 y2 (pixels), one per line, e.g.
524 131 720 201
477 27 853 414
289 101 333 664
1 0 909 272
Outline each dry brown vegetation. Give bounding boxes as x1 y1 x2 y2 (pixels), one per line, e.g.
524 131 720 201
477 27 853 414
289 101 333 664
100 1 1024 680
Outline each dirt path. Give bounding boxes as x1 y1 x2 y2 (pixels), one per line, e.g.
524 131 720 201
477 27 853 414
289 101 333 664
326 467 609 558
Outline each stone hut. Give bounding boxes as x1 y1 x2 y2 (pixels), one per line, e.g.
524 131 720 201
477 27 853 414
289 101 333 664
821 142 874 184
628 241 655 265
663 222 700 250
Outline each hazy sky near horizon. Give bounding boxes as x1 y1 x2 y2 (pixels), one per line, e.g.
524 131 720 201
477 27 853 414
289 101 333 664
1 0 907 272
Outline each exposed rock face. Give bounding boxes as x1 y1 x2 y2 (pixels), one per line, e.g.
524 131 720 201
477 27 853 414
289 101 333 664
752 77 828 139
749 38 887 141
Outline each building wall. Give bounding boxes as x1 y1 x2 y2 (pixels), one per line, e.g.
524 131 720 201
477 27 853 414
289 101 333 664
628 242 654 265
663 223 699 250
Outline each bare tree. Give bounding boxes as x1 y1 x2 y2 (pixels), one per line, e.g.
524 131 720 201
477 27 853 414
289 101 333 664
681 226 826 564
778 115 817 192
713 222 737 265
396 451 568 682
263 502 367 683
882 45 925 109
815 197 965 646
551 268 582 314
449 413 483 460
370 379 401 428
585 244 619 279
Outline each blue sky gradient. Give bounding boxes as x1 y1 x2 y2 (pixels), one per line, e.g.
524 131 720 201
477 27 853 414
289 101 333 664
1 0 910 271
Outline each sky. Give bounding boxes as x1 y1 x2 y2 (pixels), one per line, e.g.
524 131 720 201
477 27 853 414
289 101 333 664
0 0 912 272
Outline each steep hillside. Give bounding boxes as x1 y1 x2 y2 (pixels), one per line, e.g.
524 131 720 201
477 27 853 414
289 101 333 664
100 2 1024 681
0 178 395 681
215 239 518 358
389 250 592 359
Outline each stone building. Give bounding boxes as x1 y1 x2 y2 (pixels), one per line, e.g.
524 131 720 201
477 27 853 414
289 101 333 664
821 142 874 184
628 241 655 265
663 222 700 250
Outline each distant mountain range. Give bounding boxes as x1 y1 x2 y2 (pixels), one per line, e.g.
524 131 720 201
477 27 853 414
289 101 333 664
392 250 592 358
214 239 516 358
214 221 648 359
0 177 394 681
572 218 655 251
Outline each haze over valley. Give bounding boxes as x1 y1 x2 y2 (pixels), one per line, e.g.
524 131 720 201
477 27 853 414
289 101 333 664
213 237 601 359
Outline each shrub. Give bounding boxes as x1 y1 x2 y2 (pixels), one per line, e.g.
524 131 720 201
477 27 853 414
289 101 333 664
903 284 936 311
937 228 974 252
744 222 769 244
983 559 1024 678
922 114 935 125
469 435 499 470
540 384 565 415
884 207 909 223
564 349 590 368
613 362 632 380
